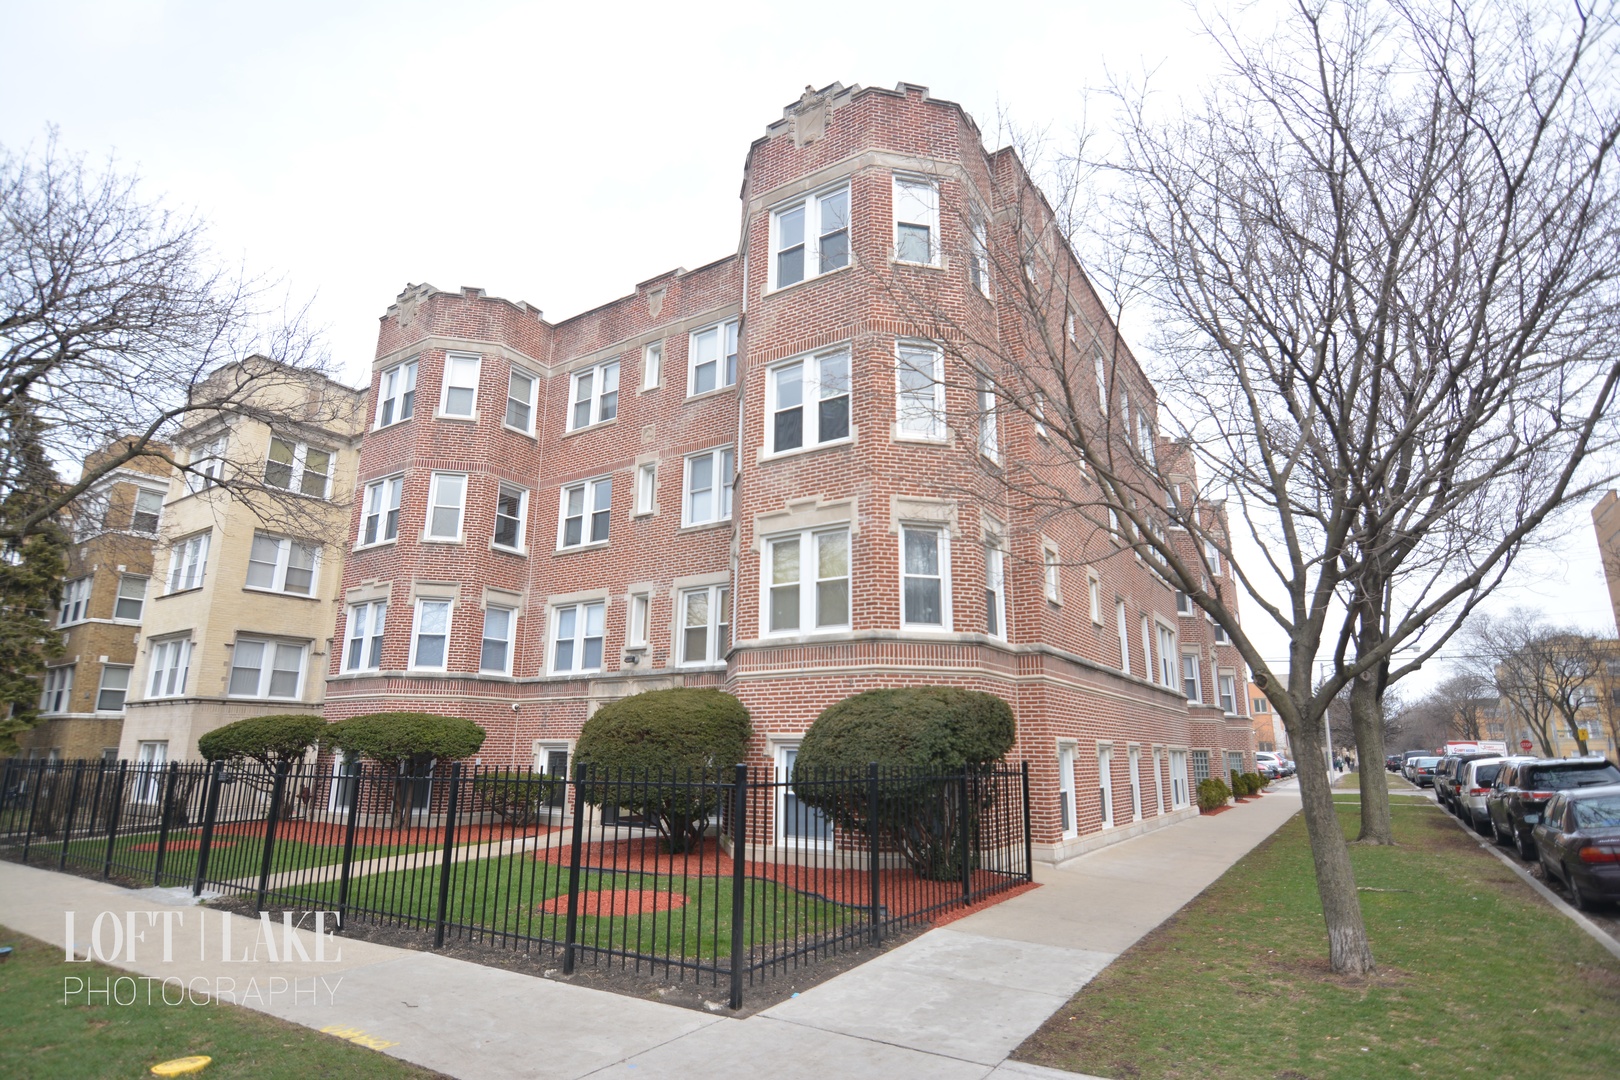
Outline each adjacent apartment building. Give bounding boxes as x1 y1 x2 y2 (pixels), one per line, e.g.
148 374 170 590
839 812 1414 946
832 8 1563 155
117 361 366 773
325 82 1256 861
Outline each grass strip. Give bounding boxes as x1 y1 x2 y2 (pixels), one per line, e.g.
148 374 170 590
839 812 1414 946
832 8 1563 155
0 928 441 1079
1015 800 1620 1080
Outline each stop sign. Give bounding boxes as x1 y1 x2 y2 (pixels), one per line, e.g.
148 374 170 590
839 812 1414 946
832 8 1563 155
1519 739 1533 752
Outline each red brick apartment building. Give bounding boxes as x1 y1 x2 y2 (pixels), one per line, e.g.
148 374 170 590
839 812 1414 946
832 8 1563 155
327 82 1255 862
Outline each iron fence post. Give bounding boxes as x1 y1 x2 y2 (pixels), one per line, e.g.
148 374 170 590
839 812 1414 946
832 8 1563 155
59 762 85 871
193 761 224 897
563 762 587 975
336 759 363 927
154 761 180 885
20 760 47 864
1021 761 1033 881
728 763 748 1010
255 766 288 911
959 770 972 906
433 763 462 949
868 762 882 945
101 760 128 880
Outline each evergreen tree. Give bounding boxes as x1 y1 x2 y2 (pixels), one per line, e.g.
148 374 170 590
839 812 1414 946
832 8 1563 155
0 399 67 752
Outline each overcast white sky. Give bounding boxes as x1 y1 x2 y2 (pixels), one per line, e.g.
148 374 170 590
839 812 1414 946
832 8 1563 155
6 0 1616 690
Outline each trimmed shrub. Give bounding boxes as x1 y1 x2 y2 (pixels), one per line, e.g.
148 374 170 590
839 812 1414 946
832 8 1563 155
574 688 752 853
1255 770 1270 789
1230 769 1243 796
327 712 487 827
1197 777 1232 811
197 714 326 813
793 687 1017 881
471 769 561 825
1241 772 1264 795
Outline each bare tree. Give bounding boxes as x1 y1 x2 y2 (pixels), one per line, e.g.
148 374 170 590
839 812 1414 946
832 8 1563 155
1476 612 1607 756
885 0 1620 974
0 132 352 544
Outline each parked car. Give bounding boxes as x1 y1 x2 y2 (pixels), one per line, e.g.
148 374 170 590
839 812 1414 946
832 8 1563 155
1456 756 1510 833
1488 757 1620 860
1255 752 1284 779
1408 756 1441 787
1433 755 1462 807
1531 782 1620 910
1438 753 1500 813
1386 754 1403 772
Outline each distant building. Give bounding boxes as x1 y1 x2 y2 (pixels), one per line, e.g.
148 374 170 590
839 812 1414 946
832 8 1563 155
1248 682 1288 755
1595 491 1620 635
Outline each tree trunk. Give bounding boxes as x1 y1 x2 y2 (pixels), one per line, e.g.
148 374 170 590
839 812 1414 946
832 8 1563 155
1286 711 1377 975
1351 677 1395 844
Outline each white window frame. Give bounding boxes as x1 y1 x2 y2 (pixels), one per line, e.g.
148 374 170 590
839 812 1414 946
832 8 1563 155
1099 745 1114 829
567 359 620 431
1042 545 1062 604
893 175 939 265
1141 615 1154 685
96 664 132 712
358 475 404 547
1058 743 1077 839
1170 749 1190 809
39 665 73 714
1218 671 1238 715
493 483 529 553
245 533 320 596
1204 538 1222 575
344 600 387 673
687 318 739 396
627 592 650 650
1116 599 1132 675
1181 651 1202 702
678 585 731 667
186 434 228 493
550 600 606 675
376 357 418 428
409 598 454 671
1175 590 1194 615
895 341 945 441
969 208 990 295
1087 573 1102 625
166 533 210 594
131 487 164 533
506 366 539 433
480 605 516 675
900 524 950 630
775 741 834 849
135 741 168 804
763 527 852 637
642 341 662 391
770 182 851 290
683 448 734 526
147 638 192 699
439 352 482 418
558 476 613 549
984 544 1006 640
424 472 467 542
1154 747 1166 814
634 462 657 517
1158 623 1178 688
1095 352 1108 414
1129 746 1143 822
977 377 999 461
766 347 852 455
58 577 91 626
114 574 147 623
228 638 308 700
264 437 333 499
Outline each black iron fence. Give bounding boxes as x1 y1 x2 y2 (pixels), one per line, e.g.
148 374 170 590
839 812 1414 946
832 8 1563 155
0 756 1031 1006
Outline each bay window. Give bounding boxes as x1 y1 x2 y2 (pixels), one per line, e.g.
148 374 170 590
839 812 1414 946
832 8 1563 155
767 348 850 453
765 528 850 635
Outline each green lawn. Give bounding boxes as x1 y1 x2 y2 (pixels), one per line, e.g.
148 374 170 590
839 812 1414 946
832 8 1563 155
278 854 851 961
1016 800 1620 1080
0 929 440 1079
1335 770 1422 793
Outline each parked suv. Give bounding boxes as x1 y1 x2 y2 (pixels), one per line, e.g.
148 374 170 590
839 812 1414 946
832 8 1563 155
1456 756 1512 833
1487 757 1620 860
1433 755 1462 807
1438 753 1499 813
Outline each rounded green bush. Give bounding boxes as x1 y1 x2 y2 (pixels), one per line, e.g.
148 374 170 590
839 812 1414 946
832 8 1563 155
1197 777 1232 811
198 713 326 771
793 687 1016 774
327 712 486 766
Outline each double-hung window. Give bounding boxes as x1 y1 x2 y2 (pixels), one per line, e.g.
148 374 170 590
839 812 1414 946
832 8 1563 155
559 477 612 548
634 463 656 516
410 599 453 670
1088 574 1102 624
977 377 999 460
684 448 733 526
97 665 131 712
376 358 418 427
506 367 538 432
765 528 850 635
568 360 619 430
1218 672 1238 714
440 353 481 417
772 183 850 288
493 484 528 552
901 525 949 628
768 348 850 453
551 602 605 674
167 533 210 593
627 592 650 649
131 489 163 532
115 575 147 621
969 209 990 294
1175 590 1194 615
425 473 467 541
58 577 91 626
1181 652 1202 702
1095 352 1108 414
359 476 404 546
245 533 319 596
147 638 191 698
1158 624 1178 688
688 319 739 395
893 176 938 264
1141 615 1154 684
264 438 332 499
680 586 731 666
229 638 307 699
481 606 515 674
39 666 72 713
1058 744 1077 838
1116 600 1131 675
1043 546 1061 603
895 342 944 440
642 342 662 390
187 435 227 493
984 545 1006 639
344 600 387 672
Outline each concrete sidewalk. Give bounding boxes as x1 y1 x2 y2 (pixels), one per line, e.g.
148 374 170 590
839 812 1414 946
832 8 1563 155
0 784 1301 1080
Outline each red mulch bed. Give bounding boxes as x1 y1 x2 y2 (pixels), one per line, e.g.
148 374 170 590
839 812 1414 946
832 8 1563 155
212 819 554 847
1200 805 1231 816
537 889 687 917
128 839 234 852
536 835 1036 922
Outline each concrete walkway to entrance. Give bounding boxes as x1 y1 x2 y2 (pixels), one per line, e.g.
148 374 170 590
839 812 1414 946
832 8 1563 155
1 784 1302 1080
